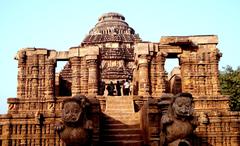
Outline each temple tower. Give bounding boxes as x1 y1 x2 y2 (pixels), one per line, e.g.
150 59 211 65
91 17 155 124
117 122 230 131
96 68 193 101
82 12 141 83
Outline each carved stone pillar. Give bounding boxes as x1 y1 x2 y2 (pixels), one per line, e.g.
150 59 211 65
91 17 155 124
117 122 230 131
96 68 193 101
35 124 41 146
17 51 26 99
38 55 46 99
71 57 81 96
1 120 11 146
21 124 27 145
45 59 56 99
45 59 56 114
32 55 39 98
138 55 150 96
212 51 221 95
150 56 156 96
179 54 192 93
87 55 98 96
48 124 55 146
155 52 167 96
80 57 88 94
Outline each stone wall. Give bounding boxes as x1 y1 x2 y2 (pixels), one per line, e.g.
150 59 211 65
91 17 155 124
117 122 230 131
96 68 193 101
0 97 101 146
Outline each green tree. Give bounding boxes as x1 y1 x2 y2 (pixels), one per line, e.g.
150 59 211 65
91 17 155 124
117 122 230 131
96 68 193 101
219 65 240 111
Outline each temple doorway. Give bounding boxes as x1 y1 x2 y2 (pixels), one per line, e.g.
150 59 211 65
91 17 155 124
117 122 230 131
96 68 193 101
165 58 182 94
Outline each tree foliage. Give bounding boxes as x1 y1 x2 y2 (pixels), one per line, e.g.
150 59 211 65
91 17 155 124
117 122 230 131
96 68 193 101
219 65 240 111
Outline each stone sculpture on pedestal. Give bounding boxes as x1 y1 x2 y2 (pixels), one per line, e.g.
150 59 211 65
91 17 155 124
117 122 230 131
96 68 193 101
160 93 198 146
55 95 93 146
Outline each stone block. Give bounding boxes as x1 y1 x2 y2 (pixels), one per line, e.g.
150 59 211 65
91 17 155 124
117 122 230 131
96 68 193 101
87 46 99 55
69 47 80 57
56 51 69 60
86 55 98 60
36 49 48 55
160 35 218 45
135 43 150 55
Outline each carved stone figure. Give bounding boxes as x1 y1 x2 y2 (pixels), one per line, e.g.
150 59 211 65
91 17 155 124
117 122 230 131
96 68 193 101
55 95 93 146
160 93 198 146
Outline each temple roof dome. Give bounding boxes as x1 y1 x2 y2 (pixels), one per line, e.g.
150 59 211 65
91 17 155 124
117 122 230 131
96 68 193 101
98 12 125 21
82 12 141 45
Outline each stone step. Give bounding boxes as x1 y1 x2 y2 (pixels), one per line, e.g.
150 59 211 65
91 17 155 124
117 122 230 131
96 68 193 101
102 128 142 135
103 116 140 124
104 112 139 116
102 123 140 129
106 98 133 102
102 95 143 145
105 96 135 115
105 96 134 104
102 140 143 146
106 101 134 104
105 109 135 113
103 117 140 124
106 104 134 110
106 103 133 106
105 116 140 123
102 134 142 141
107 103 133 110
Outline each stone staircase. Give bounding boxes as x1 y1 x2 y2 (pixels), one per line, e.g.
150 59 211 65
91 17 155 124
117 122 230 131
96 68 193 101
101 96 143 146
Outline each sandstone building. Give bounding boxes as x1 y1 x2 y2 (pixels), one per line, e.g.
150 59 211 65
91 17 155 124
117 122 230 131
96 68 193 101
0 12 239 146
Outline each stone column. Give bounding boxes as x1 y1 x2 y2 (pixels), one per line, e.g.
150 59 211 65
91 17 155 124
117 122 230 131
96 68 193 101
80 57 88 94
32 54 39 99
38 55 46 99
45 59 56 99
155 52 167 96
17 51 26 99
211 51 221 95
179 54 192 93
48 124 55 146
70 57 81 96
87 55 98 96
1 120 11 146
138 55 150 96
25 57 31 99
21 124 27 146
35 124 41 146
150 57 156 96
45 59 56 113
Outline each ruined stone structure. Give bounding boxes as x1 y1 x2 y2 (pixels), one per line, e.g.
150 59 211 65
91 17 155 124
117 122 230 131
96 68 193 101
0 12 239 146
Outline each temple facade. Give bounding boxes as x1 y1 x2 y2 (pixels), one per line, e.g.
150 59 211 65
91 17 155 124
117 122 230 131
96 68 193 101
0 12 239 146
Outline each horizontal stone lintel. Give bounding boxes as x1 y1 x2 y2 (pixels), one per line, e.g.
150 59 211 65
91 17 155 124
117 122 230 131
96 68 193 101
15 46 100 60
160 35 218 45
159 45 182 53
69 46 99 58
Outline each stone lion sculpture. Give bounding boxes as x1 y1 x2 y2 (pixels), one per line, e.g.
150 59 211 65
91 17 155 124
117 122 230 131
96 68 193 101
55 95 93 146
160 93 198 146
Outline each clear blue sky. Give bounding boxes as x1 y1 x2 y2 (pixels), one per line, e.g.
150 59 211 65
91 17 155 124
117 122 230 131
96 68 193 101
0 0 239 113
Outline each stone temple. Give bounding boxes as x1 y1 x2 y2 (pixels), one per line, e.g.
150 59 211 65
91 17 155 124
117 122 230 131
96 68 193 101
0 12 239 146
